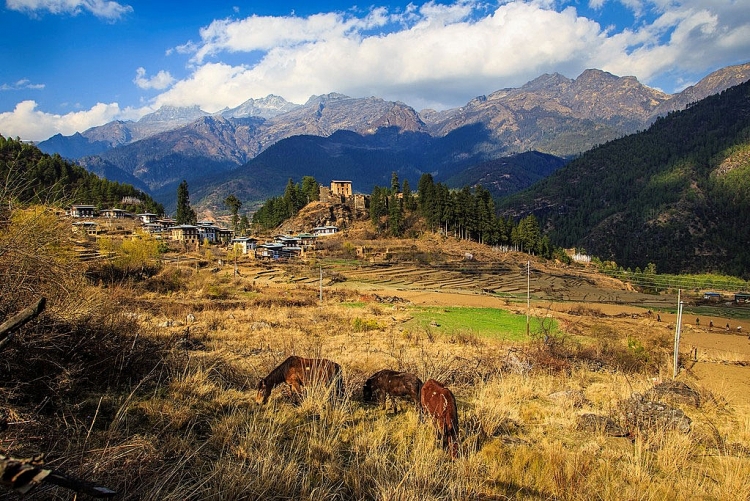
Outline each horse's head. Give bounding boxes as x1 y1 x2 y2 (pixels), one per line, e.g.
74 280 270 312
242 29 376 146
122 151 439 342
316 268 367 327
255 378 270 405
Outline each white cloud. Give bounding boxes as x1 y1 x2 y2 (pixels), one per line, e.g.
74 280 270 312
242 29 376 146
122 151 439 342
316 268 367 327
0 100 124 141
161 1 608 111
154 0 749 113
133 67 175 90
0 79 45 91
6 0 133 20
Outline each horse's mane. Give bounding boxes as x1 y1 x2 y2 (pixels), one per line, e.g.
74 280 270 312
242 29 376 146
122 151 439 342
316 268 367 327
264 356 299 388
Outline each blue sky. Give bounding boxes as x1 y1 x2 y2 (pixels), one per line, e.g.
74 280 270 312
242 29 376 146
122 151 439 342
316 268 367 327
1 0 748 141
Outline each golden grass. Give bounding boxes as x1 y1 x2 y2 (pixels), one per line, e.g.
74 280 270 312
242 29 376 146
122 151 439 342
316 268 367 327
4 255 750 500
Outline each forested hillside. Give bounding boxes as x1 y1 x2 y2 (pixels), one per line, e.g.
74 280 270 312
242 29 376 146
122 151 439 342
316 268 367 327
499 80 750 277
0 135 164 214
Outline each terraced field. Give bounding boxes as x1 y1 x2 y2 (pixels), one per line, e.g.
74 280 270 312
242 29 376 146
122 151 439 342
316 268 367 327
254 259 677 310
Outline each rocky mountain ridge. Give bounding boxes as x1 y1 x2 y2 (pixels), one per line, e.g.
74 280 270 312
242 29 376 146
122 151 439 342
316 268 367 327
37 62 750 209
43 63 750 162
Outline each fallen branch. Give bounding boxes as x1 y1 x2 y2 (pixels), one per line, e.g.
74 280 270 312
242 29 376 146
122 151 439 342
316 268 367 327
0 297 46 352
0 454 116 497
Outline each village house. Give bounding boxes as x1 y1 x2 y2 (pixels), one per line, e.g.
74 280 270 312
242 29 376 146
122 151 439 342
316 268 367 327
230 237 258 255
72 221 98 235
197 221 219 243
69 204 96 218
157 217 177 229
703 291 723 302
142 223 164 236
312 225 339 236
170 225 200 245
100 208 131 219
137 213 158 224
297 232 317 251
217 227 234 244
255 242 284 260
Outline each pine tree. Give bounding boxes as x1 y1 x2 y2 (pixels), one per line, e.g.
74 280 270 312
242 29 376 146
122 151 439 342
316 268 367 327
390 171 400 195
300 176 320 204
369 186 387 232
175 180 197 225
388 193 404 237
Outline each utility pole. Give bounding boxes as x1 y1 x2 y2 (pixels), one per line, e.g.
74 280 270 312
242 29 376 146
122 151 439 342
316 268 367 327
673 289 684 379
319 265 323 305
526 260 530 337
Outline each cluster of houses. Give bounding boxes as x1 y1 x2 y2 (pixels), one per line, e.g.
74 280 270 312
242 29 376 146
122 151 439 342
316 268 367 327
69 205 235 245
68 179 358 258
703 291 750 304
68 203 341 260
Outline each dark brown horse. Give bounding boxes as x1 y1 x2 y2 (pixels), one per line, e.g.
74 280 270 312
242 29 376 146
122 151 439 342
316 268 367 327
362 369 422 413
255 356 344 405
420 379 459 459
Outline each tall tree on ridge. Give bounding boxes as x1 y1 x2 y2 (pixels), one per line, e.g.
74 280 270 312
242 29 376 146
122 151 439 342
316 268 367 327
175 180 197 225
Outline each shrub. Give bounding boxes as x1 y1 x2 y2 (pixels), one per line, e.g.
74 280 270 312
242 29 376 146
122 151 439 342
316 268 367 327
351 317 381 332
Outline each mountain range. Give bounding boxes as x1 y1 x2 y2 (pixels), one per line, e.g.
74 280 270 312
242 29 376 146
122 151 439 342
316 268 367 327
38 62 750 212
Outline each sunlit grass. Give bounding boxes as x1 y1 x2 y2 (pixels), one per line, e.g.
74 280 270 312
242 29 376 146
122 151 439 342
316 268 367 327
403 306 557 340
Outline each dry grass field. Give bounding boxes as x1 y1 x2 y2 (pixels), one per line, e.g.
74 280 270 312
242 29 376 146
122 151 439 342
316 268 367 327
2 226 750 500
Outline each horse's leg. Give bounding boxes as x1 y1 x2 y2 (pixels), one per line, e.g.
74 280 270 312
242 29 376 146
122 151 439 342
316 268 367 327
289 378 303 403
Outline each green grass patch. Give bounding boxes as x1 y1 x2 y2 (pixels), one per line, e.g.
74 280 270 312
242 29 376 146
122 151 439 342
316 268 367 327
403 306 556 341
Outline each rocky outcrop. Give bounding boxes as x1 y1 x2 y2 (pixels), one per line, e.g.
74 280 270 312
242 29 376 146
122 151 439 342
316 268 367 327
644 381 701 408
576 381 700 437
621 393 692 434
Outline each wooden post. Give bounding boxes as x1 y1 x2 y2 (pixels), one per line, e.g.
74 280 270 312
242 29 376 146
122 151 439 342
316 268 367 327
526 261 530 337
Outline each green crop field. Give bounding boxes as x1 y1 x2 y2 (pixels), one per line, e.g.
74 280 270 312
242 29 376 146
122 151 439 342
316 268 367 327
403 306 556 341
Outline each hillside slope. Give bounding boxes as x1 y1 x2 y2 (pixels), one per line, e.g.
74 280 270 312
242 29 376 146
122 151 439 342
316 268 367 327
499 80 750 277
0 135 163 214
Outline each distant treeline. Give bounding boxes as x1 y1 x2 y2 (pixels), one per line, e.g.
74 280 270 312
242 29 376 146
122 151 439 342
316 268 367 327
413 173 559 258
0 135 164 214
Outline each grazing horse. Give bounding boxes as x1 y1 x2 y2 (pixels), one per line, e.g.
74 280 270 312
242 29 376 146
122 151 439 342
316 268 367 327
362 369 422 413
255 356 343 405
420 379 459 459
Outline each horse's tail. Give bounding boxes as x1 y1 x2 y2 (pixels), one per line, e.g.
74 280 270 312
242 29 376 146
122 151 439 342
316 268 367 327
415 377 424 412
334 364 345 400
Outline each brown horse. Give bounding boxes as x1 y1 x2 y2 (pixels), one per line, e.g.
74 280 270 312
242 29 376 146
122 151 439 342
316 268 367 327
255 356 344 405
362 369 422 413
420 379 459 459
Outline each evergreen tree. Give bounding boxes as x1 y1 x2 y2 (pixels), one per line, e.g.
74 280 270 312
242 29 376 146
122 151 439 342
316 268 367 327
370 186 388 232
388 193 404 237
224 194 242 233
282 179 299 216
300 176 320 204
390 171 400 195
175 180 197 225
402 179 416 211
517 215 541 254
